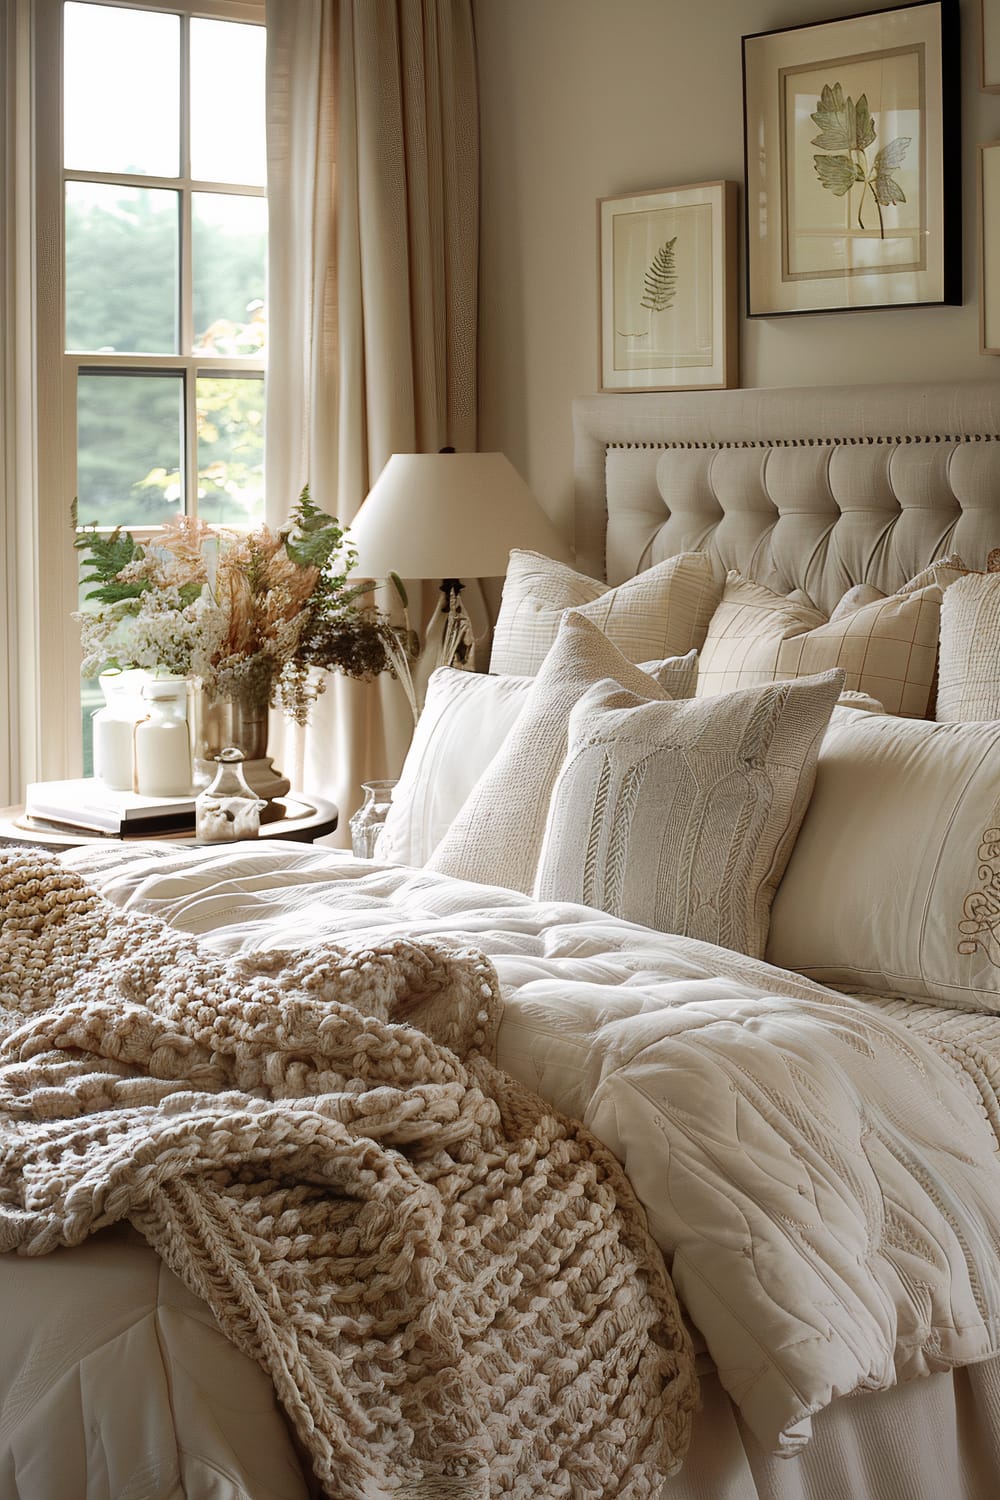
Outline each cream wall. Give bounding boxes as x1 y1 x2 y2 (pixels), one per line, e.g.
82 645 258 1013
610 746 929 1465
475 0 1000 546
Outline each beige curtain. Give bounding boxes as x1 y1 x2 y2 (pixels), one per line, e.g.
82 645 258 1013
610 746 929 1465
264 0 479 843
0 0 41 808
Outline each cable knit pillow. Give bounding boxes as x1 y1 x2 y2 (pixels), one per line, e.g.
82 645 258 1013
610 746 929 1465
533 669 843 959
427 615 698 893
767 707 1000 1013
489 549 720 676
936 572 1000 721
380 653 700 868
697 563 965 716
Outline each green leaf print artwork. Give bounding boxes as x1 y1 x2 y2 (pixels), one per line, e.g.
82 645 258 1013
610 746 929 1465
810 82 910 238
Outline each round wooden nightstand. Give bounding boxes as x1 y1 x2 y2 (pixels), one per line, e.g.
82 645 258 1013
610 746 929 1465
0 795 339 852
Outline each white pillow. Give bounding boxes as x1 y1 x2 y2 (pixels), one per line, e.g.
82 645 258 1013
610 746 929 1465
697 566 963 716
489 549 720 676
378 654 699 868
767 707 1000 1012
936 572 1000 721
534 670 843 960
427 615 698 893
376 669 533 867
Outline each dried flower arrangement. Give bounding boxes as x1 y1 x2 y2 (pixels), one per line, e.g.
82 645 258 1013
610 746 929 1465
73 489 397 724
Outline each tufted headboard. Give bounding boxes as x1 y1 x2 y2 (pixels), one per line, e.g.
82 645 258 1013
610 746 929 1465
573 381 1000 615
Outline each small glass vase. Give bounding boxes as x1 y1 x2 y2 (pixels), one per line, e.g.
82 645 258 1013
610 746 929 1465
188 679 291 818
349 779 398 858
195 747 267 843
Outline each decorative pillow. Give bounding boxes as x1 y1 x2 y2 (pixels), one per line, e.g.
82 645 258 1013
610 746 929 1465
533 669 843 959
696 567 959 716
489 549 720 676
766 707 1000 1013
427 615 698 893
376 669 534 867
379 653 699 868
937 572 1000 721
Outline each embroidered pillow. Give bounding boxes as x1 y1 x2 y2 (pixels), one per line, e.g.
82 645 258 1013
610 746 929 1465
696 565 964 716
427 614 698 893
534 669 843 960
377 655 696 867
767 707 1000 1012
489 549 720 676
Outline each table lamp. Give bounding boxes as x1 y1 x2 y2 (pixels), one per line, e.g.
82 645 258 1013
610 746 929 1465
348 451 573 681
348 450 572 589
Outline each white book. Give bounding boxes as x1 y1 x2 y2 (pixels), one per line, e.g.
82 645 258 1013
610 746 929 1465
25 777 196 835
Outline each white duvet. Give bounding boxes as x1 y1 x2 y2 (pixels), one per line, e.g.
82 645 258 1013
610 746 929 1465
7 841 1000 1479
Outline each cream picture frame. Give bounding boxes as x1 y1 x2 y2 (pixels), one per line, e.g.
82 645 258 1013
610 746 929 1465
598 180 738 392
982 0 1000 90
980 142 1000 352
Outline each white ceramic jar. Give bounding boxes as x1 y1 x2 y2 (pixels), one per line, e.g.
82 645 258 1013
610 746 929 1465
134 679 193 797
92 669 147 791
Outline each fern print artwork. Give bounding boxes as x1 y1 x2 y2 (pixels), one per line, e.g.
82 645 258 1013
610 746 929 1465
810 82 911 239
618 238 678 338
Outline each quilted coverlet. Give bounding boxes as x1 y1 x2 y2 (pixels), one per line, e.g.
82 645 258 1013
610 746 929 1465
0 851 695 1499
68 843 1000 1460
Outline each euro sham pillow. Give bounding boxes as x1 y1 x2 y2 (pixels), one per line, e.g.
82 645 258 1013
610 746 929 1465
427 614 698 893
489 549 720 676
767 707 1000 1013
533 669 843 960
936 572 1000 721
696 562 966 716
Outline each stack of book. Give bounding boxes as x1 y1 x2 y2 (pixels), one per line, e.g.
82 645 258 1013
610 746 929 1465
24 778 197 838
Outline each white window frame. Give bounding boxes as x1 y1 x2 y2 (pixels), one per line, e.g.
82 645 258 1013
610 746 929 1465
33 0 266 782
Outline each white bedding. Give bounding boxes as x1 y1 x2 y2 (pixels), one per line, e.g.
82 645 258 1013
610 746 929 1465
45 841 1000 1465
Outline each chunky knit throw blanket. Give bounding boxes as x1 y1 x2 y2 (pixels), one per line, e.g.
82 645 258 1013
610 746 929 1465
0 853 696 1498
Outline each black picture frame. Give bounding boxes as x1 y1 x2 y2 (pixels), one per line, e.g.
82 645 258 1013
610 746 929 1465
742 1 961 317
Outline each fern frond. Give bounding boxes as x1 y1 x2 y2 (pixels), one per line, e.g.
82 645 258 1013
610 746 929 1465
75 525 148 604
640 237 678 313
282 485 351 572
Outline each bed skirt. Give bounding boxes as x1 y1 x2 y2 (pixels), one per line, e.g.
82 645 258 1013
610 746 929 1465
2 1223 998 1499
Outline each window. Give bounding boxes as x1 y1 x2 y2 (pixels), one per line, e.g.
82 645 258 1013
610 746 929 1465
35 0 266 776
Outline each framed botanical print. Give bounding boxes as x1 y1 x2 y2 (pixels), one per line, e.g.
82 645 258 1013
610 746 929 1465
742 1 961 316
598 180 738 391
982 0 1000 90
980 143 1000 352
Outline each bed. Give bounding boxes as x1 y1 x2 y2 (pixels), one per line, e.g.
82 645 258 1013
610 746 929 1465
4 378 1000 1499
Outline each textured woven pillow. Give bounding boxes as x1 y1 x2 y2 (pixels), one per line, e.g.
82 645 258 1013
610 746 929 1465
489 549 720 676
767 707 1000 1013
533 669 843 959
696 565 962 716
379 653 700 868
937 572 1000 721
427 615 698 893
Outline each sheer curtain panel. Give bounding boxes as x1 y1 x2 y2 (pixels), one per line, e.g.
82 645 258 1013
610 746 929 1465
265 0 479 841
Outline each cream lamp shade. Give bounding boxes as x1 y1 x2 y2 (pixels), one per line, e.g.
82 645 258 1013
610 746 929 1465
347 452 572 579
